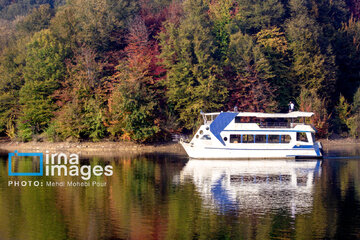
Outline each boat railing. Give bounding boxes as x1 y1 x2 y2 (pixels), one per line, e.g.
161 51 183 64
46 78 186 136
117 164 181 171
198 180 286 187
204 121 307 128
258 122 305 128
257 122 288 128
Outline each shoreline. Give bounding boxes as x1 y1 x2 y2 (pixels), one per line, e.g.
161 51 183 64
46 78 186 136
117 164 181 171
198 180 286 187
319 138 360 147
0 138 358 156
0 141 186 156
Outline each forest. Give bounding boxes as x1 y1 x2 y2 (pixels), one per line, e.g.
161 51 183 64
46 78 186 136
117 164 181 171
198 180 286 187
0 0 360 142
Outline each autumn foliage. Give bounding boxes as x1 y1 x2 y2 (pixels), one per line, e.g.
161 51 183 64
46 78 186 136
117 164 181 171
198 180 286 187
0 0 360 141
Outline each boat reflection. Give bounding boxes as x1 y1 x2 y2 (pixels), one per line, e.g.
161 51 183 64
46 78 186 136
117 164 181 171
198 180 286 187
179 159 322 215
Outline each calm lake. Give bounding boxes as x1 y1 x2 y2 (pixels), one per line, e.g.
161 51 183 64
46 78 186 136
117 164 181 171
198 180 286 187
0 146 360 240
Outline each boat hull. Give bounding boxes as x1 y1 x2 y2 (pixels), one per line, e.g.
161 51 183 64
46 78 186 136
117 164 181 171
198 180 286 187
180 142 322 159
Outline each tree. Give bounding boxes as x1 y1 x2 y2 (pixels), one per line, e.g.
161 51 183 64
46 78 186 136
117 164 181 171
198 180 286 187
231 0 285 34
348 87 360 138
23 29 66 83
286 0 337 107
298 88 330 138
226 32 276 112
335 17 360 100
50 0 139 52
0 18 19 52
17 29 66 141
256 27 294 111
159 0 228 130
0 0 59 20
0 92 18 138
53 47 107 141
110 16 161 142
353 86 360 113
208 0 233 62
334 94 352 136
16 4 54 34
0 33 28 137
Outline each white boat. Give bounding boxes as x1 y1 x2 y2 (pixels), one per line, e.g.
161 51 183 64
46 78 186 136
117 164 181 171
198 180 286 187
180 111 323 159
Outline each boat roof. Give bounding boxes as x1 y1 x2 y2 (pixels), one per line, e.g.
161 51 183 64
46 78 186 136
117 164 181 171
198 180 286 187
204 111 314 118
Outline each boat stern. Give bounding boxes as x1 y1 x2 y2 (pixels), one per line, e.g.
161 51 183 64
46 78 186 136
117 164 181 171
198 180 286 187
314 141 323 157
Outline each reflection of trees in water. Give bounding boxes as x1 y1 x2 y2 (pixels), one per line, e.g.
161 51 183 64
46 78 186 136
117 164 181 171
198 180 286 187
54 154 186 240
317 159 360 239
0 154 360 239
0 154 186 239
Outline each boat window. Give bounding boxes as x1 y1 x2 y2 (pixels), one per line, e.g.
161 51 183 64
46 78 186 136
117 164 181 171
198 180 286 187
199 130 203 135
243 134 254 143
235 117 241 123
280 135 291 144
223 137 228 141
268 135 280 143
196 135 199 139
255 135 266 143
230 135 241 143
297 132 308 142
201 135 211 140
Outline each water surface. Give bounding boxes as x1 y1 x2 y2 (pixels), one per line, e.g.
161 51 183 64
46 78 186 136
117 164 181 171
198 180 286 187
0 148 359 239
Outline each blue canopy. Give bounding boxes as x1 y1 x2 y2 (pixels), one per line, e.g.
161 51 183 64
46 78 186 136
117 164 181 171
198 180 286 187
210 112 238 146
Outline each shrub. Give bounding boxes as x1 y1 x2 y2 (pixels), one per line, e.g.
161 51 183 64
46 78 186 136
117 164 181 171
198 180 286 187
333 95 352 136
298 88 331 138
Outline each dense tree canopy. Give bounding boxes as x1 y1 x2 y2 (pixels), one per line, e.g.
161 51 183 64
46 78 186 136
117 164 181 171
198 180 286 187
1 0 360 141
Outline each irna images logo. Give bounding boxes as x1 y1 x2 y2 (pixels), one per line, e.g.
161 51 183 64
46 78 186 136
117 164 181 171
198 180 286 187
8 150 113 180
